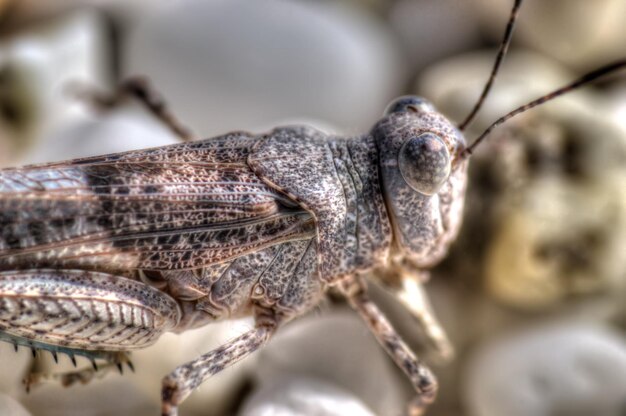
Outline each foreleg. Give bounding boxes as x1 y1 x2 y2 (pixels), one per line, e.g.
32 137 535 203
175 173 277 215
396 269 454 361
71 75 195 142
376 267 454 361
338 275 438 416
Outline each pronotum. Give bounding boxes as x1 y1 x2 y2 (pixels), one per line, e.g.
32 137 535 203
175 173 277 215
0 0 624 414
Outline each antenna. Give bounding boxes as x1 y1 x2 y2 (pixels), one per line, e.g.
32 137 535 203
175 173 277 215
461 59 626 159
458 0 523 132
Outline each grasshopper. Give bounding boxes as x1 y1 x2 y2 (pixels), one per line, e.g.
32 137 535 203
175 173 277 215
0 1 624 414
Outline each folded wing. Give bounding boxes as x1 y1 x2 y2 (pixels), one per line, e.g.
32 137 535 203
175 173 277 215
0 133 314 272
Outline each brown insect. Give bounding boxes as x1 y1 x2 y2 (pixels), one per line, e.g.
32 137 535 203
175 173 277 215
0 0 624 414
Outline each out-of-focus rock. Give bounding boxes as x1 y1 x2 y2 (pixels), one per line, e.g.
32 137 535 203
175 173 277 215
0 343 31 403
418 51 574 128
419 51 626 310
0 9 111 166
607 81 626 135
239 376 375 416
473 0 626 71
124 0 406 137
0 393 30 416
485 178 626 309
20 374 155 416
2 0 159 30
389 0 482 74
0 0 10 15
254 311 408 416
463 323 626 416
22 103 182 164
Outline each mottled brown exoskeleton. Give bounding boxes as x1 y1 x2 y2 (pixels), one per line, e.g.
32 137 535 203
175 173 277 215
1 1 625 414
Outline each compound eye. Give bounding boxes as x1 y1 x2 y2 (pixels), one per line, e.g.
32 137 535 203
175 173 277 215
399 133 451 196
385 96 436 115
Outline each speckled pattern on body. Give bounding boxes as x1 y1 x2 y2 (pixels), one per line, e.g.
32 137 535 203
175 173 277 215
0 97 467 416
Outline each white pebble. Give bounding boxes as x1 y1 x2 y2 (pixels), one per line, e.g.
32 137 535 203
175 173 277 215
464 323 626 416
240 376 375 416
125 0 405 136
0 393 30 416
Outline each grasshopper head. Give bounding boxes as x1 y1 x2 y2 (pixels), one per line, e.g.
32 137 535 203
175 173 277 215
373 96 467 267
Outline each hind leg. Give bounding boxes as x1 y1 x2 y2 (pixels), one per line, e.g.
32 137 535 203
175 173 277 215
0 268 180 394
395 268 454 361
71 76 195 142
23 349 134 392
161 308 281 416
0 269 180 351
375 266 454 361
0 269 177 392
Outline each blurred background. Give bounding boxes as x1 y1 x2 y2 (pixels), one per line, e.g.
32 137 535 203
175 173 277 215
0 0 625 415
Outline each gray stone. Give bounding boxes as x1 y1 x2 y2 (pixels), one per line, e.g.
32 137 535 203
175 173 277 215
0 9 111 166
124 0 405 136
0 394 30 416
240 376 375 416
464 323 626 416
473 0 626 71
